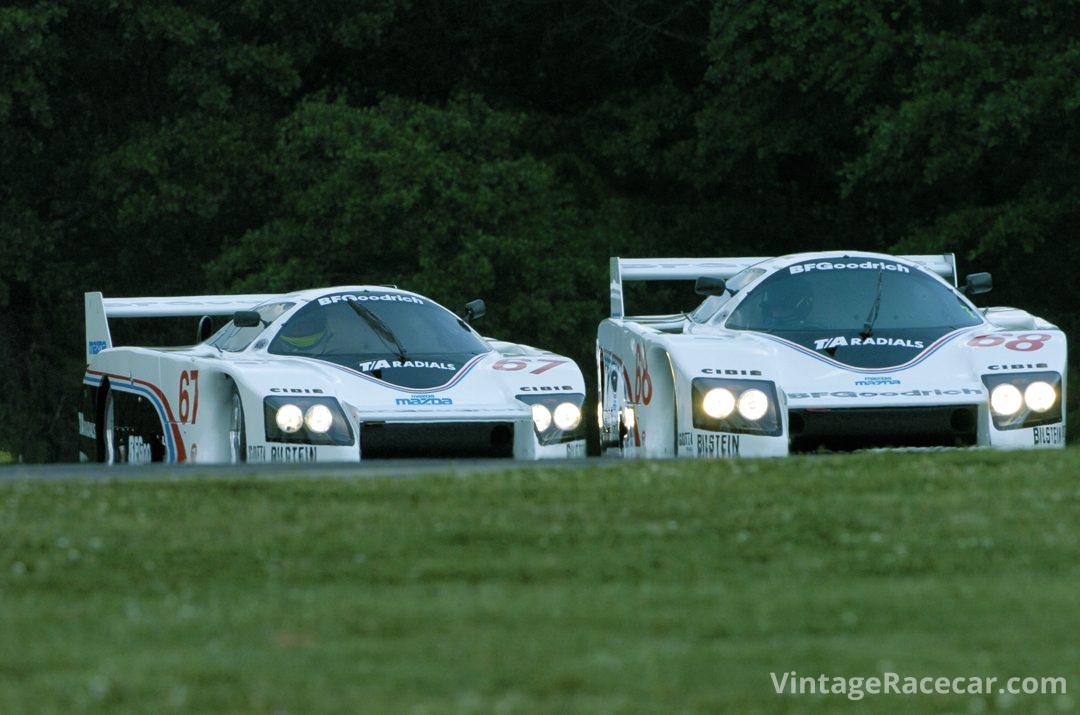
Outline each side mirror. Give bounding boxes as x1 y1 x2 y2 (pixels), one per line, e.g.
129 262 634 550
233 310 264 328
694 276 727 296
962 272 992 296
197 315 215 343
463 299 486 323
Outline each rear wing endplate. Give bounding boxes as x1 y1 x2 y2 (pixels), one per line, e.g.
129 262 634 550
84 291 279 363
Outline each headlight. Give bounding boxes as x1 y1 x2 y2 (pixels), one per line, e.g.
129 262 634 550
275 404 304 433
1024 381 1057 413
264 396 354 445
982 371 1062 430
517 393 587 446
990 384 1023 416
692 379 782 436
305 404 335 433
738 388 769 421
531 404 552 432
702 388 736 419
553 402 582 430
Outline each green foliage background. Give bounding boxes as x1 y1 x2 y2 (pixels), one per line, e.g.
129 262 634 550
1 1 1077 461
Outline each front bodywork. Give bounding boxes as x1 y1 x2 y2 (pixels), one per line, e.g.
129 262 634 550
597 253 1067 458
80 287 587 464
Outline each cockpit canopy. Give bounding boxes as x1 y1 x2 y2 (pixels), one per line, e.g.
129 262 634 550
690 256 985 368
206 290 492 387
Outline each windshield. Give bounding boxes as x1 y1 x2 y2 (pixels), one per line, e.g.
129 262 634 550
267 291 491 386
722 257 983 367
726 259 981 332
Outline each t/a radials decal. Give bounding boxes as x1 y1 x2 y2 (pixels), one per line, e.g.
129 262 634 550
815 336 924 350
358 359 457 372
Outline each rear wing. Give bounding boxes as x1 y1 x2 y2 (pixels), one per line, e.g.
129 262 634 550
608 254 958 318
609 257 767 318
84 291 280 363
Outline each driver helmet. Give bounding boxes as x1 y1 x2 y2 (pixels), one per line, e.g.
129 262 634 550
760 276 813 324
280 311 329 349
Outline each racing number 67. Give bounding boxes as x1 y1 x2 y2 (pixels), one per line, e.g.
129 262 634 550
179 370 199 424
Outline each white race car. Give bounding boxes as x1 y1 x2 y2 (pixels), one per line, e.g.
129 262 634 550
80 287 587 464
597 251 1067 457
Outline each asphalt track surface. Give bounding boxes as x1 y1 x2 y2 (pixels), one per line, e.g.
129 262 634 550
0 458 612 483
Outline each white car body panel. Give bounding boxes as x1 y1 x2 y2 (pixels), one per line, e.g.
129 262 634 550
80 287 587 464
597 252 1067 458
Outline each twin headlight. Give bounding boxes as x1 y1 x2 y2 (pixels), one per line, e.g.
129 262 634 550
518 393 585 445
692 379 782 436
983 372 1062 430
264 396 353 445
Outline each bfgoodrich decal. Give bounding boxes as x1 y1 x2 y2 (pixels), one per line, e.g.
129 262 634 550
788 388 983 399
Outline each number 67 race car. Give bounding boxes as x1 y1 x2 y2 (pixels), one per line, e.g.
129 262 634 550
597 251 1067 458
80 286 587 464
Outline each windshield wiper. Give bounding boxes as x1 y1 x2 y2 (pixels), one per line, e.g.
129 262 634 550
346 301 409 362
860 269 885 339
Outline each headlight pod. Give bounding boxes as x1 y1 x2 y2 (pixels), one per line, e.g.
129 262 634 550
518 393 586 445
264 396 354 445
982 371 1062 430
692 379 782 436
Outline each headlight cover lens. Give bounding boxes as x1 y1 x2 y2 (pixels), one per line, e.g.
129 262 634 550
275 404 304 433
531 404 552 432
1024 381 1057 413
702 388 736 419
737 388 769 421
305 404 335 433
264 396 354 445
990 384 1023 416
692 379 782 436
518 393 587 445
982 371 1062 430
553 402 582 430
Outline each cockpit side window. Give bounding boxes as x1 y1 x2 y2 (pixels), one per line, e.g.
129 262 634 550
206 302 294 352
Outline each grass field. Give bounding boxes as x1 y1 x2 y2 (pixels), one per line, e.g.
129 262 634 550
2 450 1079 714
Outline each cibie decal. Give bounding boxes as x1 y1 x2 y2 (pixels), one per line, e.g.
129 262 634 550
318 293 424 306
395 394 454 406
814 336 925 350
357 359 457 372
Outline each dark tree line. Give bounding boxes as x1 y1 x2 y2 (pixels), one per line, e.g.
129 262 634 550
2 0 1077 461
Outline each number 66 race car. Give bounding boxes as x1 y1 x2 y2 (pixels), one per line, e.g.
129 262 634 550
597 251 1067 458
80 286 587 464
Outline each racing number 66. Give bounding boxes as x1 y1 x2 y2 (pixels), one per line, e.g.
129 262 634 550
179 370 200 424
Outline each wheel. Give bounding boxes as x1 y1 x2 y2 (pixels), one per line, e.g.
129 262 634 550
228 387 246 463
